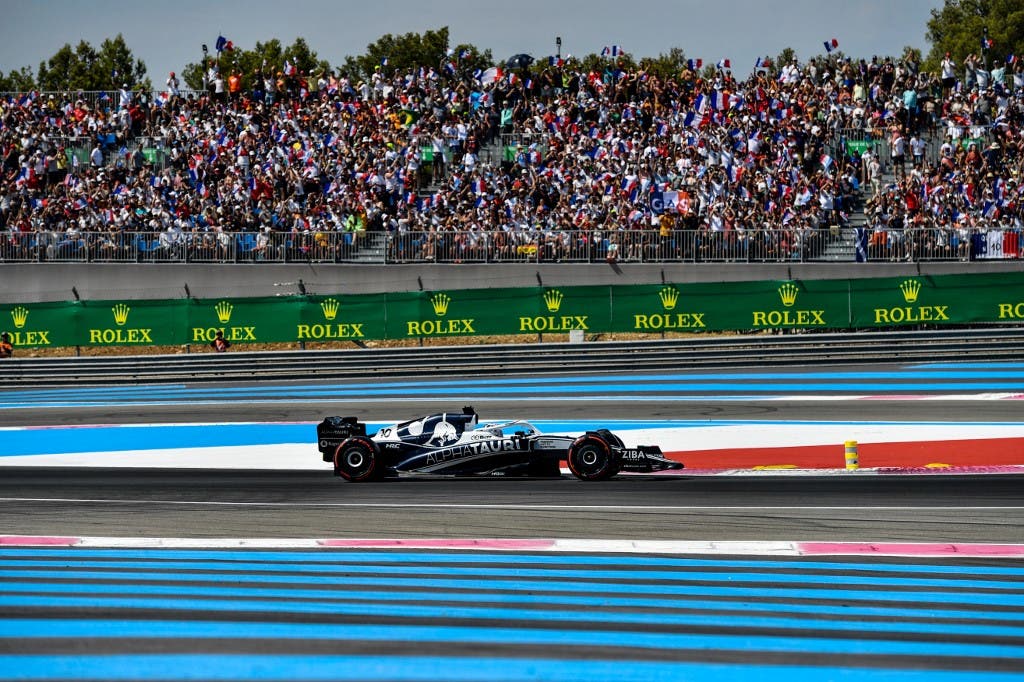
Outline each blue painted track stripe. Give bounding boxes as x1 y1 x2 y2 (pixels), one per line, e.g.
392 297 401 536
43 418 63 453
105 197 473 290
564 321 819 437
1 569 1021 607
2 366 1022 399
3 594 1022 638
4 381 1024 400
2 619 1024 659
4 549 1024 577
1 559 1018 591
1 365 1021 397
4 581 1020 623
7 549 1024 576
3 654 1019 682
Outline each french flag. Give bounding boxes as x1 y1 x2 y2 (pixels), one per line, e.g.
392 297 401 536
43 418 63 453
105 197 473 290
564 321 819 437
284 60 297 76
710 91 728 111
717 59 731 70
687 59 702 71
472 178 486 195
994 178 1006 203
215 35 233 52
154 92 168 107
683 111 699 128
823 38 838 54
479 66 503 84
693 94 707 114
820 154 834 170
548 56 564 67
855 227 869 262
1008 55 1018 65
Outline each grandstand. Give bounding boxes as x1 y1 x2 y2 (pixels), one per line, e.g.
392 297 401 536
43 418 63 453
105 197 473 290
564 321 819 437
2 54 1023 265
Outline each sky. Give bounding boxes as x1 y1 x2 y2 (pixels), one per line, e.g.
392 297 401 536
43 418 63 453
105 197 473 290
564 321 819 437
0 0 944 82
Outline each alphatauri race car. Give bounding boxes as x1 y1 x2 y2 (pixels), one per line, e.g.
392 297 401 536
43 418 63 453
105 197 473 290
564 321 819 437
317 407 683 481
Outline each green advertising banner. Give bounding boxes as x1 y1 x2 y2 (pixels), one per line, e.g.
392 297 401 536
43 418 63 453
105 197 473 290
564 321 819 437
77 299 189 347
0 300 81 349
609 279 854 333
296 294 387 343
188 298 301 345
2 272 1022 349
384 287 611 339
849 273 1024 328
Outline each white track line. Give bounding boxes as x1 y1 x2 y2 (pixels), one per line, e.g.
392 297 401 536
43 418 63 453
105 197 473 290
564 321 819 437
2 536 1024 558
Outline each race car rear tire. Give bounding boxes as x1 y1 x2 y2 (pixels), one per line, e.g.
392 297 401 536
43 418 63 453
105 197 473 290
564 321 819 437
567 435 615 481
334 438 380 482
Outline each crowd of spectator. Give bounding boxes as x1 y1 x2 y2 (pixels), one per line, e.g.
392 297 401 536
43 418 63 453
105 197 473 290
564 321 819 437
1 49 1023 263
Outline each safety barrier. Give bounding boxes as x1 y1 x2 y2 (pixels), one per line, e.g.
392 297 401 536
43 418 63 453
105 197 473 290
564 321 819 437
2 271 1023 348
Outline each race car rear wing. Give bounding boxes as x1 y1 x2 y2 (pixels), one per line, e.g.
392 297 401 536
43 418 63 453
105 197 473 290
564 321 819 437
317 416 367 460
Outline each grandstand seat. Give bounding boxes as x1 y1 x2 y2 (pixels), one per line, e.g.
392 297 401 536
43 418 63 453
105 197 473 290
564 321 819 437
235 233 256 262
134 235 158 262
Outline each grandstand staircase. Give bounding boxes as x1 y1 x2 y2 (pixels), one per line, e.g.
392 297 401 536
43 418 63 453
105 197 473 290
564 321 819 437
350 232 388 264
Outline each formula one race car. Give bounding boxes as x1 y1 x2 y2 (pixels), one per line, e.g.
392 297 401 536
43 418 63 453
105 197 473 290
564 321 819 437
316 406 683 481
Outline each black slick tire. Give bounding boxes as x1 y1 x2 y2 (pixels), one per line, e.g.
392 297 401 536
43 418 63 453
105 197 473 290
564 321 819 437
567 434 615 481
334 438 379 482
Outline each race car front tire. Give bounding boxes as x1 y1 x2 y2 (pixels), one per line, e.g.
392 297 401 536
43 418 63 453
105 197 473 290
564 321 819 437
334 438 380 482
567 435 616 481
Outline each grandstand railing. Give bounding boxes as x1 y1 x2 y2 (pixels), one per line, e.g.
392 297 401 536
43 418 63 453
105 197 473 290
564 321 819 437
1 228 1019 264
834 124 997 169
1 89 206 111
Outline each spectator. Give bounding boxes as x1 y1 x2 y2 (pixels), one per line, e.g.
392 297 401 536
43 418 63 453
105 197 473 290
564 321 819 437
166 71 180 99
0 47 1021 267
0 332 12 358
210 330 230 352
89 143 103 169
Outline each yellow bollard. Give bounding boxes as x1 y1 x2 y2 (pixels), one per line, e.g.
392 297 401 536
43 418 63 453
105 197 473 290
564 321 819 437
844 441 859 470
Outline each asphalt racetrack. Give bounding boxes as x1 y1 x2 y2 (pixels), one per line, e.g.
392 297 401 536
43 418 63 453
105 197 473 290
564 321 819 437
2 362 1023 543
3 362 1024 681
